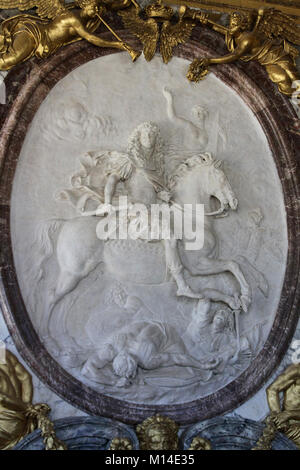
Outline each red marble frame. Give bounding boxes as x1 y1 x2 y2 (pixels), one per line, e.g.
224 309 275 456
0 26 299 424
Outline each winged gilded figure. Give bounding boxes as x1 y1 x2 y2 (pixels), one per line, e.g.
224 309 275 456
0 0 140 70
119 1 195 63
183 6 300 100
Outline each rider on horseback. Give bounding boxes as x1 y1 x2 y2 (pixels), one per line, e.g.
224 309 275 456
81 121 203 299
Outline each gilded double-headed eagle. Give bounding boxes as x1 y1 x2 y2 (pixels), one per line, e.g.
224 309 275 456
119 1 196 63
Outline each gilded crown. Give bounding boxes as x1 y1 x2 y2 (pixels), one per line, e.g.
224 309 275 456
145 1 174 20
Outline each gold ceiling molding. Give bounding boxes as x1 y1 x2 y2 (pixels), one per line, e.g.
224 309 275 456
0 0 299 104
164 0 300 23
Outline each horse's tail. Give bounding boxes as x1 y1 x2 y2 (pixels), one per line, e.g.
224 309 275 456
32 218 65 284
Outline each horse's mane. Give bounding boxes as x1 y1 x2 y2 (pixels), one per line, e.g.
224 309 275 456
168 152 219 190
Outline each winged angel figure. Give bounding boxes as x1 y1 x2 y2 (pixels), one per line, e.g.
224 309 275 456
119 0 196 63
0 0 138 70
185 7 300 98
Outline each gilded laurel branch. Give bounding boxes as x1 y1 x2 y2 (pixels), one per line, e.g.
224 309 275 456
26 404 67 450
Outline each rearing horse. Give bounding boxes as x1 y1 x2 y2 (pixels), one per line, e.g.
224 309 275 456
35 153 253 337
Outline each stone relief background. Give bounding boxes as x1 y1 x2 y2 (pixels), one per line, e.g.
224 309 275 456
0 12 299 426
9 54 288 405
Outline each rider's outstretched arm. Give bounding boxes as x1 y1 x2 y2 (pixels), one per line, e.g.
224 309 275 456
163 87 198 133
163 87 177 121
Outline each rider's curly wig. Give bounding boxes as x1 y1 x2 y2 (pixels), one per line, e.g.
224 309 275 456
126 122 165 177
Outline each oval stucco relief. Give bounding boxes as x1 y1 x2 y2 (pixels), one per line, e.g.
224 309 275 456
0 28 299 423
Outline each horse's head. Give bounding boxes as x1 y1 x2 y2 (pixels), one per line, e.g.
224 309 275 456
200 153 238 216
170 153 238 217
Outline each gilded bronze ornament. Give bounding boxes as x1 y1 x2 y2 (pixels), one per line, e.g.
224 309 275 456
164 1 300 24
266 364 300 448
253 364 300 450
136 414 179 450
118 0 196 63
0 0 140 70
0 348 66 450
183 6 300 101
135 414 212 450
109 437 133 450
189 436 212 450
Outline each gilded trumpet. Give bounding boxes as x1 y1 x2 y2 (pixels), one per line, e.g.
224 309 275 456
96 13 141 61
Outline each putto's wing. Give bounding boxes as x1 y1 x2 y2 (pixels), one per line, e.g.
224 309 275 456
0 0 37 9
257 8 300 46
119 6 159 61
160 19 195 64
36 0 66 19
0 0 66 19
